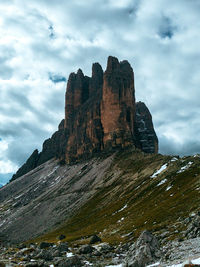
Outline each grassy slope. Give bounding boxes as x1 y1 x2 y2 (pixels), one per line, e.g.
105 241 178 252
33 149 200 245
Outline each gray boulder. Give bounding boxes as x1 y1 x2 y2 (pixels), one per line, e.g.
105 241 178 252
58 234 66 240
78 244 94 254
125 230 162 267
57 242 69 252
55 255 83 266
39 242 53 249
89 234 102 244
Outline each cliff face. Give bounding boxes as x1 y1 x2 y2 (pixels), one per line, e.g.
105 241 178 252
135 102 158 154
11 56 158 180
63 56 158 162
101 57 135 149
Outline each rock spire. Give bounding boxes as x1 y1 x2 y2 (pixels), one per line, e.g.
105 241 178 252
11 56 158 181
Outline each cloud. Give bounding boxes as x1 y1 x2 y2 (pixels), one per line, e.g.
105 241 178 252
0 0 200 183
49 73 66 83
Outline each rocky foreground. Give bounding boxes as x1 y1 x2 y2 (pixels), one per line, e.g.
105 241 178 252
1 149 200 266
0 229 200 267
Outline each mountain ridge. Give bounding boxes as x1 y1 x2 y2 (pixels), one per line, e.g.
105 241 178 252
1 148 200 246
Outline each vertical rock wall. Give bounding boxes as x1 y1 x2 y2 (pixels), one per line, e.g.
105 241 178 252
11 56 158 180
101 56 136 149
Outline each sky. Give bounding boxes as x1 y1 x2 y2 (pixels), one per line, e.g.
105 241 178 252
0 0 200 184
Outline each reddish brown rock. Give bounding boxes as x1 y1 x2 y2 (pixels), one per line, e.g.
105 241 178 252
101 56 135 149
64 65 103 163
11 56 158 180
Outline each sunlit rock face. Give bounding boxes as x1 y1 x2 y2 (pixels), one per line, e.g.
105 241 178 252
11 56 158 180
63 56 158 162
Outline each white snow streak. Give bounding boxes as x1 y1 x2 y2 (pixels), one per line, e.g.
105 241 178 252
166 185 172 191
171 157 178 162
66 252 74 257
177 161 193 173
150 164 168 178
157 179 167 186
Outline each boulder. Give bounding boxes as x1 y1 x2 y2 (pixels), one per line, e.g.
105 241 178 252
55 255 83 267
39 242 53 249
89 234 102 244
57 242 69 252
125 230 162 267
58 234 66 240
78 244 94 254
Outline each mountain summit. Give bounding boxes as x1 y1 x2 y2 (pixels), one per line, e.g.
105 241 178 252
11 56 158 181
1 57 200 267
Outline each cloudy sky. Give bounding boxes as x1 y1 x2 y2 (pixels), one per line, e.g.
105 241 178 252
0 0 200 184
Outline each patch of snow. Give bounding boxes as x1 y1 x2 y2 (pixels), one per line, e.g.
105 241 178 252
117 217 124 223
177 161 193 173
157 179 168 186
83 260 93 266
193 154 200 158
166 185 172 191
66 252 74 257
49 265 54 267
112 204 128 215
192 257 200 264
150 164 168 178
118 204 128 212
93 243 104 250
147 262 160 267
171 157 178 162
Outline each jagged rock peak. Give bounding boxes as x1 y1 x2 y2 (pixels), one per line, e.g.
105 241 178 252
89 62 103 95
92 62 103 77
11 56 158 180
106 56 120 72
105 56 133 75
135 101 158 153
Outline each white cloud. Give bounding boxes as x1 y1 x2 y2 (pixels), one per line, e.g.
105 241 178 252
0 160 18 174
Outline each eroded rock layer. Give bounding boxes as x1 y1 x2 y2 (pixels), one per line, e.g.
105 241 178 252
11 56 158 181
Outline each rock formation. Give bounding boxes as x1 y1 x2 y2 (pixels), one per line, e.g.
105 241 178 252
11 56 158 181
135 101 158 153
